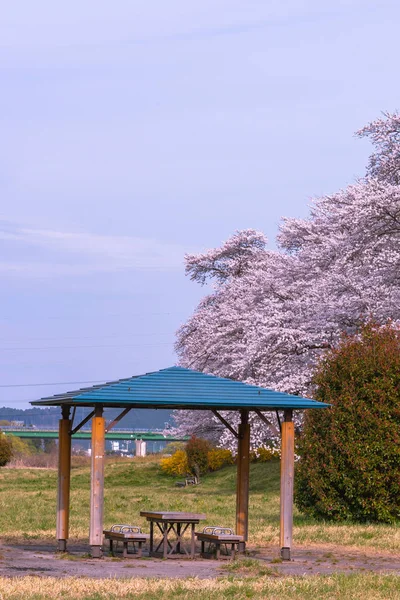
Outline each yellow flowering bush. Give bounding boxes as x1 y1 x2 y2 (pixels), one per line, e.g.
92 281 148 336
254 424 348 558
160 449 189 476
207 448 234 471
254 446 276 462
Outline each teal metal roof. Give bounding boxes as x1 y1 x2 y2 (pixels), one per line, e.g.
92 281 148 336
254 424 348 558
31 366 329 411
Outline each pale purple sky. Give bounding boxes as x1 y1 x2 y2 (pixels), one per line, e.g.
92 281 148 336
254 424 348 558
1 1 399 408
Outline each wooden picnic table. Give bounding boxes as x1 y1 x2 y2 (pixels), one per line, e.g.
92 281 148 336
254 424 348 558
140 511 206 559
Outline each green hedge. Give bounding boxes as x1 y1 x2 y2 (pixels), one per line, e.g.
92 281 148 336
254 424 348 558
295 323 400 523
0 431 13 466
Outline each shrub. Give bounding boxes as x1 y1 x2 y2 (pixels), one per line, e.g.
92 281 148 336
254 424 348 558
29 439 43 453
254 446 276 462
9 436 34 458
163 441 186 455
186 436 211 476
8 436 59 467
161 444 234 477
43 439 57 454
295 323 400 523
207 448 234 471
160 449 189 476
0 431 13 466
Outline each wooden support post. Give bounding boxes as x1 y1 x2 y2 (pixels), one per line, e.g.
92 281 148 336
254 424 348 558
236 409 250 553
280 409 295 561
163 522 168 559
56 405 72 552
150 521 154 553
89 405 105 558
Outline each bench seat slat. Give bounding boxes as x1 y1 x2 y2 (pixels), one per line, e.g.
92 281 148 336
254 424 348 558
195 532 244 542
103 531 149 540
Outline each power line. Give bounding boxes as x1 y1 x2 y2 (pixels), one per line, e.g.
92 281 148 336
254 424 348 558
0 379 109 388
0 311 186 321
0 342 174 351
1 332 174 343
0 404 78 410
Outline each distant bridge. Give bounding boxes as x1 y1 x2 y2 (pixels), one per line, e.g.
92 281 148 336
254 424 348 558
2 428 187 442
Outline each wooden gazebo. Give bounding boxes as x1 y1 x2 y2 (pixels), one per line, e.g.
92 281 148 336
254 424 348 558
31 366 329 559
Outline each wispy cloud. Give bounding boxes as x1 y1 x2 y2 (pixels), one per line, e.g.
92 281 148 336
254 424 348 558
0 221 188 277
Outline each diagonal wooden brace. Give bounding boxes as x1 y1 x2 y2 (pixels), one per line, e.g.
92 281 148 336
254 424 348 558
211 410 239 438
254 409 280 437
105 407 131 433
70 410 95 435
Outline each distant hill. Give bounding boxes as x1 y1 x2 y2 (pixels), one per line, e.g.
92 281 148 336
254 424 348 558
0 406 172 430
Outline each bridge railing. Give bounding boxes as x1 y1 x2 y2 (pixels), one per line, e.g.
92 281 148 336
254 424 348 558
1 426 166 433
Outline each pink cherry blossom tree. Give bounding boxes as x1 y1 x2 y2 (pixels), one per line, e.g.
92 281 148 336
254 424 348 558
169 112 400 451
356 110 400 184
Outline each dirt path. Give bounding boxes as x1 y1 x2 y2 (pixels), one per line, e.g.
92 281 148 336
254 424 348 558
0 542 399 579
254 546 400 576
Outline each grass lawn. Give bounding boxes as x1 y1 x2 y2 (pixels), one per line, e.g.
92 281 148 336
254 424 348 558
1 572 400 600
1 456 399 599
0 456 398 552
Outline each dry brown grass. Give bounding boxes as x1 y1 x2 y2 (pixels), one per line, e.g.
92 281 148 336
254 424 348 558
0 573 399 599
5 452 154 470
7 453 58 469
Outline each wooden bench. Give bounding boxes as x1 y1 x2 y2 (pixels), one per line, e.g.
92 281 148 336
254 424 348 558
103 524 149 558
195 526 244 559
175 474 199 488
